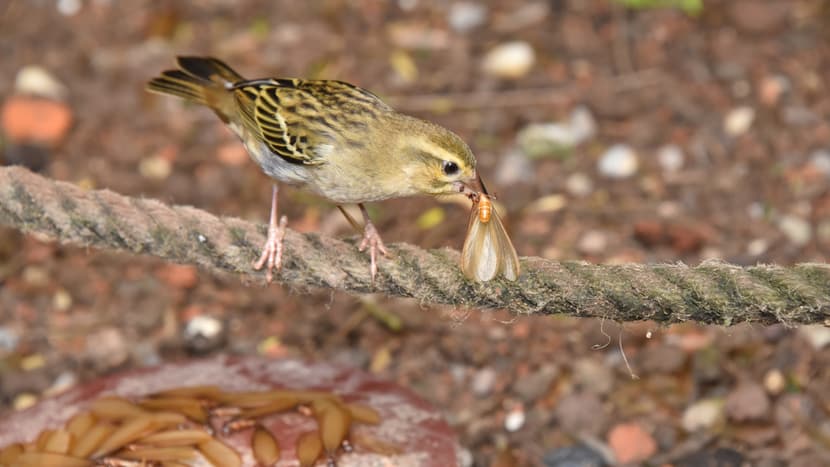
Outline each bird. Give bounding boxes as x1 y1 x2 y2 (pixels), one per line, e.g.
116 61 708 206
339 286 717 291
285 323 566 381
147 56 478 282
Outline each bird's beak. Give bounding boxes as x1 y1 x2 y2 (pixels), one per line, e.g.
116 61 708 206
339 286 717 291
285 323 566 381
453 173 487 200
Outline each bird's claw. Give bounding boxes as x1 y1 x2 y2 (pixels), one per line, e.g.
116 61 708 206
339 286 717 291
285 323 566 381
358 222 389 282
253 215 287 283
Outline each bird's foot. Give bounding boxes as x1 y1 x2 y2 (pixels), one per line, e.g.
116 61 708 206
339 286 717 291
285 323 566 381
253 215 288 283
358 222 389 282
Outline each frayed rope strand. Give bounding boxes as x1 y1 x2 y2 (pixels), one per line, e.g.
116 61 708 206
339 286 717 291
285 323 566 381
1 166 828 325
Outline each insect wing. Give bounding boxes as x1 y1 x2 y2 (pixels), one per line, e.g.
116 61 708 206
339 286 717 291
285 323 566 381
461 199 520 281
461 206 497 281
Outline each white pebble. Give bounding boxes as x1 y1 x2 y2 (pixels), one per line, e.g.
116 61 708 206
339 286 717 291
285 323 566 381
746 238 769 256
482 41 535 79
184 315 223 340
682 398 724 432
778 215 811 246
724 106 755 136
798 325 830 350
578 230 607 255
568 106 597 144
598 144 639 179
657 145 684 173
809 149 830 177
57 0 82 15
14 65 67 99
448 2 487 32
504 405 526 432
566 172 593 197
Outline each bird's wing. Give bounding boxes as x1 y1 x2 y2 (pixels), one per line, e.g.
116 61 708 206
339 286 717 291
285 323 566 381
231 79 391 166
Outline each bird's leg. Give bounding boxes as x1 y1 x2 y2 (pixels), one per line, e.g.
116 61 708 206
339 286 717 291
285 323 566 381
253 184 288 283
357 204 389 281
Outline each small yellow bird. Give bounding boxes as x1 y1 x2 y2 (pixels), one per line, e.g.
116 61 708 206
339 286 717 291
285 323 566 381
147 56 479 282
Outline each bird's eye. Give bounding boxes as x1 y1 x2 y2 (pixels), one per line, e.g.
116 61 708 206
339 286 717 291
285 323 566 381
442 160 460 176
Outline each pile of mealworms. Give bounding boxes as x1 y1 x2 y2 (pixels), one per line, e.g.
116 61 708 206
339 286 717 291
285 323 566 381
0 385 380 467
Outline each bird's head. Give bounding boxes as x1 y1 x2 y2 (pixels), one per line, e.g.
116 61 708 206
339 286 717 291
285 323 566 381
395 118 477 196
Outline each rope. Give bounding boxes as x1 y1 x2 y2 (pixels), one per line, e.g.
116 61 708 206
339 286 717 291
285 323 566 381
0 166 828 326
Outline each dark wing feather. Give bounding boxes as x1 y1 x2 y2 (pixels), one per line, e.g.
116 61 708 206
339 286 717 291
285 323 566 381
230 78 390 166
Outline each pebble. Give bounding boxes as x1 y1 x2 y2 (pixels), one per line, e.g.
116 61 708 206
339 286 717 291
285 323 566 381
730 1 790 34
569 106 598 144
517 106 596 159
14 66 67 100
777 215 812 246
525 194 567 214
52 288 72 311
13 392 37 411
448 2 487 32
724 106 755 137
1 95 73 146
86 327 130 370
139 154 173 180
554 392 606 435
572 358 614 395
183 315 226 354
639 343 687 374
747 238 769 257
759 75 790 106
156 264 199 289
577 231 607 256
657 144 684 173
471 367 497 396
494 149 535 186
504 404 526 432
763 368 786 395
512 365 558 401
797 324 830 350
681 398 725 432
543 444 609 467
57 0 82 16
482 41 535 79
0 327 20 352
808 149 830 177
597 144 638 179
725 381 770 422
566 172 593 197
607 422 657 464
518 123 578 158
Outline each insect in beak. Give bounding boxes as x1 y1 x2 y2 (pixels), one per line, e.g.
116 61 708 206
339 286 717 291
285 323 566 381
459 178 520 281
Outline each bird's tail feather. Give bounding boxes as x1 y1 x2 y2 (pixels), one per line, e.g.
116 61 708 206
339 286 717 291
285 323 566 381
146 56 244 115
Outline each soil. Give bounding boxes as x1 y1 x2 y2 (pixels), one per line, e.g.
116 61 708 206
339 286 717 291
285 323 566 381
1 0 829 465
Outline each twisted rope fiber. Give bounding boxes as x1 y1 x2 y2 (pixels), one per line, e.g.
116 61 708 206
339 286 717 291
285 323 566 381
0 166 828 325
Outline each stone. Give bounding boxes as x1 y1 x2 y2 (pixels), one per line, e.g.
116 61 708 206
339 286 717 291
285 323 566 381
543 444 609 467
598 144 638 179
1 95 72 146
482 41 535 79
448 2 487 32
555 392 606 435
681 398 725 432
798 324 830 350
512 365 559 401
565 172 593 197
657 144 684 173
724 106 755 137
777 215 811 246
183 315 226 354
607 423 657 464
725 381 770 422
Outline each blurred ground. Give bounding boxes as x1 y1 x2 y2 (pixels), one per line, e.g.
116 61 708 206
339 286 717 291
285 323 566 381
1 0 829 465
